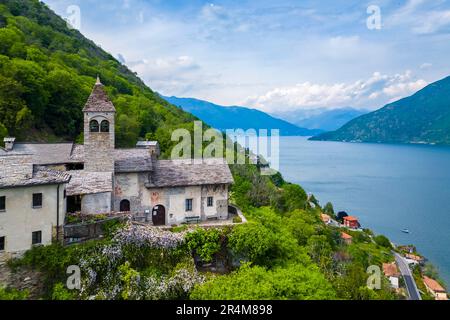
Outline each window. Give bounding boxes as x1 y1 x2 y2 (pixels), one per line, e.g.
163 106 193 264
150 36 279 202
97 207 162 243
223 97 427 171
0 236 5 251
0 196 5 211
207 196 214 207
185 199 193 212
63 189 66 199
89 120 99 132
32 231 42 245
100 120 110 132
32 193 43 208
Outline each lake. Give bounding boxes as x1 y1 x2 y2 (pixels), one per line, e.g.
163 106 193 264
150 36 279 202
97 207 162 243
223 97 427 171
278 136 450 286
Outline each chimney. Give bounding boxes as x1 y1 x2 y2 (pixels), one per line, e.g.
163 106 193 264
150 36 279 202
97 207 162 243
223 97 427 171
136 141 160 159
3 137 16 151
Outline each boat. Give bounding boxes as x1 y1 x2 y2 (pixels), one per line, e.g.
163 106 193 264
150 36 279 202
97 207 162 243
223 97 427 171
401 229 410 234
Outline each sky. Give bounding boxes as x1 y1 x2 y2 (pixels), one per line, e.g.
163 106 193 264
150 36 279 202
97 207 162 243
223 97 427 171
43 0 450 114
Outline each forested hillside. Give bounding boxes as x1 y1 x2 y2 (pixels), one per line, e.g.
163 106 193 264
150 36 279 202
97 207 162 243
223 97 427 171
0 0 197 152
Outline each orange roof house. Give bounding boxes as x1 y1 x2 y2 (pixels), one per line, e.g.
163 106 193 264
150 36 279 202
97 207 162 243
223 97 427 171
383 262 400 289
405 253 424 263
423 276 448 300
343 216 360 229
382 262 400 278
320 214 331 224
340 232 353 245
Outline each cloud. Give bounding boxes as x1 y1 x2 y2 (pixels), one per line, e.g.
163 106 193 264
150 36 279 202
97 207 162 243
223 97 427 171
243 71 428 112
128 56 200 78
412 10 450 34
388 0 450 35
420 62 432 69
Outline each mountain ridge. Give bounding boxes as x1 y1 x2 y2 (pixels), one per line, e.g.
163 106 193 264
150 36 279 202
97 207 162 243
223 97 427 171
311 76 450 145
271 107 368 132
162 95 323 136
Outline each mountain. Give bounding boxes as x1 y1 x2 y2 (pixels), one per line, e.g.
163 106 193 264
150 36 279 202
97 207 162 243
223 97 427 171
311 76 450 145
162 96 322 136
272 108 368 132
0 0 197 153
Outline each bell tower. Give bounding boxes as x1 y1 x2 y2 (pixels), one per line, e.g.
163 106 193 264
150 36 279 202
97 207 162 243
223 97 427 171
83 76 116 172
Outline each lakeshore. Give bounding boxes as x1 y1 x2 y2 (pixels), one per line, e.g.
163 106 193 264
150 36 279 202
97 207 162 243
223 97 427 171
278 136 450 288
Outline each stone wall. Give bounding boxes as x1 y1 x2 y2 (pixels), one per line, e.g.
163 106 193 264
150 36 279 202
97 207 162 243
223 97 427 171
114 172 230 225
64 215 126 243
81 192 112 214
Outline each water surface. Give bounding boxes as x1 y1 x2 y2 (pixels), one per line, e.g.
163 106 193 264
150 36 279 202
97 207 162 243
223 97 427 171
278 137 450 286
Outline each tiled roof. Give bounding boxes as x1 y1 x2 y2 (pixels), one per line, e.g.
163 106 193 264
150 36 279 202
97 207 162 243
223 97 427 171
405 253 423 261
344 216 359 221
66 170 113 196
82 82 116 112
115 156 153 173
382 262 400 277
341 232 353 240
423 276 446 293
146 158 234 188
7 143 77 165
3 143 154 173
114 148 153 172
0 156 71 189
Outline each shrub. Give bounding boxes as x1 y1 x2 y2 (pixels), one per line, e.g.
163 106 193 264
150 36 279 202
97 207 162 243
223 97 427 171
51 283 77 300
373 235 392 249
0 287 29 300
190 263 336 300
185 228 222 263
232 215 242 223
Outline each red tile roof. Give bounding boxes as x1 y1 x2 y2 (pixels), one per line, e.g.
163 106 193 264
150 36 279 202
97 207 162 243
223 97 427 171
423 276 446 293
405 253 423 261
382 262 400 277
344 216 358 221
341 232 353 240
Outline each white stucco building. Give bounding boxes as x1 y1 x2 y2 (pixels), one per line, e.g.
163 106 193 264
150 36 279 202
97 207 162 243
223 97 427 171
0 77 234 258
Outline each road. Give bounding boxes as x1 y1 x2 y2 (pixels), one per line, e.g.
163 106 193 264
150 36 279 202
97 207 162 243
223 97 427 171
394 252 422 300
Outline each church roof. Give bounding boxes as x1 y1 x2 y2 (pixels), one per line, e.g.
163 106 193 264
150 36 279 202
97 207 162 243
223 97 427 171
112 148 155 172
66 171 113 196
1 143 153 172
82 78 116 113
146 158 234 188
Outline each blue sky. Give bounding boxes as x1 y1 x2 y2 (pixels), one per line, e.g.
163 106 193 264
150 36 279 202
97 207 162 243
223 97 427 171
43 0 450 114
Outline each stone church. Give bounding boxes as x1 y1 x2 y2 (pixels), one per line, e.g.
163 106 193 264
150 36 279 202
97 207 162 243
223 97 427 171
0 78 233 257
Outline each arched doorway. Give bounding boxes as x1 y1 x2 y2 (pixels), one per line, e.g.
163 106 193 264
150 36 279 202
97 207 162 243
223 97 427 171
152 205 166 226
120 199 131 212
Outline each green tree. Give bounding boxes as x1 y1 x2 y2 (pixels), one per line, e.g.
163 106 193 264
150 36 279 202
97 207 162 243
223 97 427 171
0 74 26 135
323 202 335 216
306 235 333 273
185 228 222 263
190 263 336 300
373 235 392 249
0 122 8 144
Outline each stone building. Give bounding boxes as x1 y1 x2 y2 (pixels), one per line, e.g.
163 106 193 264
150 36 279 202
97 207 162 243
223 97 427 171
0 78 233 257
